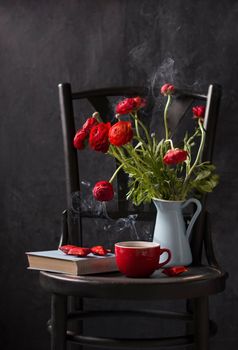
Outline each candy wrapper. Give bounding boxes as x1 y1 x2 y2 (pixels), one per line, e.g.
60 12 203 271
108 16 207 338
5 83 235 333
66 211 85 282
162 266 188 277
59 244 111 257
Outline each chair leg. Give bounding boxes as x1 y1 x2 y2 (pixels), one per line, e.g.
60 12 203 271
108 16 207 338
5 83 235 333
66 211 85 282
194 296 209 350
51 294 67 350
186 299 194 335
68 296 84 350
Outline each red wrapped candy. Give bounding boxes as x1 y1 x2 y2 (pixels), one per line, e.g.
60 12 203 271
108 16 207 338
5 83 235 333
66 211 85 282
162 266 188 277
67 247 91 257
91 245 111 256
59 245 78 254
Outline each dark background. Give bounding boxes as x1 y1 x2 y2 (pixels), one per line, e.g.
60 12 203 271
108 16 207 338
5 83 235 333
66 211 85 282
0 0 237 349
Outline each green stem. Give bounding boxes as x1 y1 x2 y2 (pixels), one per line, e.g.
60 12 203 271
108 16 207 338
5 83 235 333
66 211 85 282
117 146 127 160
109 163 124 183
164 95 171 140
108 145 145 176
198 122 206 162
133 112 140 139
92 112 103 123
187 128 200 145
132 112 147 152
108 145 126 163
126 144 150 168
183 128 200 179
130 112 152 147
165 138 174 149
184 119 205 183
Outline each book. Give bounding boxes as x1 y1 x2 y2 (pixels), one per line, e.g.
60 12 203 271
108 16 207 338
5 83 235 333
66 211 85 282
26 250 118 275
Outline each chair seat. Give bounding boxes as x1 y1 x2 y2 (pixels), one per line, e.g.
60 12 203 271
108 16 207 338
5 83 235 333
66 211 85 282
40 265 227 300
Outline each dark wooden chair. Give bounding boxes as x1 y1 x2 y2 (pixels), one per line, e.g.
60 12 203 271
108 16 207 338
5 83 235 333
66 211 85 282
40 83 227 350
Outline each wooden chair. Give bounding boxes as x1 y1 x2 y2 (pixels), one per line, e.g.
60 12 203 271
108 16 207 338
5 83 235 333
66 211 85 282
40 83 227 350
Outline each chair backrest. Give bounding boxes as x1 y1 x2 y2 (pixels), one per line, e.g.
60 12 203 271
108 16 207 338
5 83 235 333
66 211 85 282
58 83 221 264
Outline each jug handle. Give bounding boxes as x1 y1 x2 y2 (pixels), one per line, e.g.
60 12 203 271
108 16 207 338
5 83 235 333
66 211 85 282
181 198 202 240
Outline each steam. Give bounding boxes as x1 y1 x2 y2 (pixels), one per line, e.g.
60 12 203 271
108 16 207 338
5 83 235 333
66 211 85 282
70 181 143 240
129 41 149 67
103 211 140 240
150 57 177 97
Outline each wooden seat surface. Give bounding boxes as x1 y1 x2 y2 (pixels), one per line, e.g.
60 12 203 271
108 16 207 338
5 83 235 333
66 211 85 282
40 266 227 299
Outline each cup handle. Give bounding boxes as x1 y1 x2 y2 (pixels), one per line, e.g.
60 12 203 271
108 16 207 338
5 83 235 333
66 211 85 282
157 248 172 269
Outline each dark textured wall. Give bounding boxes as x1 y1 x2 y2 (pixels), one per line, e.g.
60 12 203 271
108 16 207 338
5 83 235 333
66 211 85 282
0 0 237 349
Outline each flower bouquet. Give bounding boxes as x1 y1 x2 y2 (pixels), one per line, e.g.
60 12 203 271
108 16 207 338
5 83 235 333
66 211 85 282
73 83 219 206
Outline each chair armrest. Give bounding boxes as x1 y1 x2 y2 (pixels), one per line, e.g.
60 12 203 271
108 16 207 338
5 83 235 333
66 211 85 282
58 209 68 248
204 211 220 269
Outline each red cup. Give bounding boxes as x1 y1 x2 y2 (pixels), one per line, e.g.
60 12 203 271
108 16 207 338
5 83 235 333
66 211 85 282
115 241 171 278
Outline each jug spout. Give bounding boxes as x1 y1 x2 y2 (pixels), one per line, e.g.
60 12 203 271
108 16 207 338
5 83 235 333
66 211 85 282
153 198 185 211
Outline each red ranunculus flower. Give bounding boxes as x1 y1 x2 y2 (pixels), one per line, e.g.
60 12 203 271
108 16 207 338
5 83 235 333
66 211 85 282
108 121 133 146
115 98 136 115
160 83 175 96
82 117 98 133
73 129 88 149
93 181 114 201
115 96 146 115
89 122 111 153
163 148 188 165
133 96 146 109
192 105 205 119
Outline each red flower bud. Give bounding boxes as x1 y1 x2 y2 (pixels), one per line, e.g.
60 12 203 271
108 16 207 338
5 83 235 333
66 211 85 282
163 148 188 165
91 245 111 256
89 122 111 153
160 83 175 96
162 266 188 277
115 96 146 115
82 117 98 133
73 129 88 149
109 121 133 147
192 105 205 120
93 181 114 201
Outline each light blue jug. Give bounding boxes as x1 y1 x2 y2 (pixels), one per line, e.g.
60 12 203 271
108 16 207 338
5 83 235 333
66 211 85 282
152 198 202 267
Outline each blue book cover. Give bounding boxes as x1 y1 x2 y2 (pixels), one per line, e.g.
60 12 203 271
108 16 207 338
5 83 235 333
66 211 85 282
26 250 117 275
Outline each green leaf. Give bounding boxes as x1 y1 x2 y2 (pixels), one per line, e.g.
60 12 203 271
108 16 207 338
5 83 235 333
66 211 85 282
194 170 211 181
193 174 219 193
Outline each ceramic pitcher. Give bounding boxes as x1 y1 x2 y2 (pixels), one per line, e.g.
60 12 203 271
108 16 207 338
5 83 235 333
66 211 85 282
152 198 202 267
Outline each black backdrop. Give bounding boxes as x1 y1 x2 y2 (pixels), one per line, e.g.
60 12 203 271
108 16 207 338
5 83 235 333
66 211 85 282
0 1 237 349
